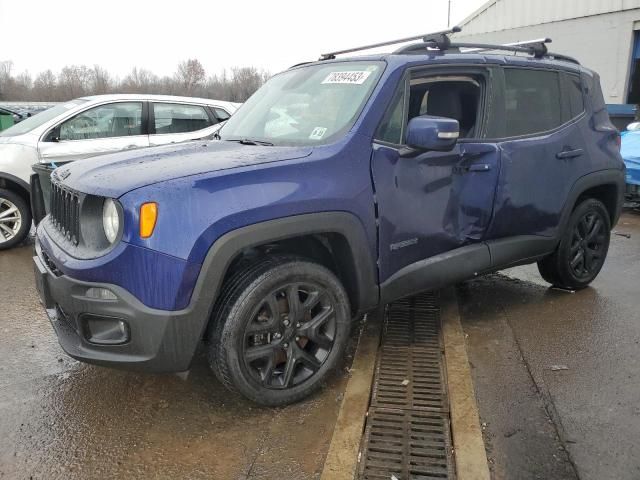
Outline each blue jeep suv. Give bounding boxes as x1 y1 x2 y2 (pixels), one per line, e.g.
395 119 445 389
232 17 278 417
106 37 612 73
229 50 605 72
33 31 625 405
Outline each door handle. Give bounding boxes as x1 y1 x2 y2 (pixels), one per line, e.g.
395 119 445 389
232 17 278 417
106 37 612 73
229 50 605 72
125 144 137 149
467 164 492 172
556 148 583 159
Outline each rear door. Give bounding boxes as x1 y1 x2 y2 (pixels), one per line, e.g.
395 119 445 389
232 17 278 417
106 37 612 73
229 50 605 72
148 102 224 146
38 101 149 164
484 66 590 241
371 66 501 282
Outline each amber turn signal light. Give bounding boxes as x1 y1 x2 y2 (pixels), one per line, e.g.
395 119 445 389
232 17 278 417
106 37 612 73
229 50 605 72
139 202 158 239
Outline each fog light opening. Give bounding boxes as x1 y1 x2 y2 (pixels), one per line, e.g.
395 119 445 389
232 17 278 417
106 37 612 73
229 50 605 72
81 314 129 345
85 287 117 301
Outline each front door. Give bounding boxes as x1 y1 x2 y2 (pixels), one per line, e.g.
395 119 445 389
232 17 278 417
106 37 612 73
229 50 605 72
38 101 149 165
371 67 500 283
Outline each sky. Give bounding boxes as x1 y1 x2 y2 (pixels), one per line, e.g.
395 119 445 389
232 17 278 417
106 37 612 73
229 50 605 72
0 0 488 78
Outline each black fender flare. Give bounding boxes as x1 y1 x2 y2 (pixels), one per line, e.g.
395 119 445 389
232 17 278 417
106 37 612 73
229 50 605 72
189 212 380 327
558 168 626 234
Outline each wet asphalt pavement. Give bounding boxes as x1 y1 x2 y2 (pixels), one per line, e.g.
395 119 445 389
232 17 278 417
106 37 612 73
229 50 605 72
459 210 640 480
0 242 356 480
3 211 640 480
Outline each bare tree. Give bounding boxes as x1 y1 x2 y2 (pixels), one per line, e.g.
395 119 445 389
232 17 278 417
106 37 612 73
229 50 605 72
0 61 14 100
121 67 159 93
228 67 269 102
57 65 93 100
0 59 269 102
92 65 112 95
32 70 57 101
175 59 205 95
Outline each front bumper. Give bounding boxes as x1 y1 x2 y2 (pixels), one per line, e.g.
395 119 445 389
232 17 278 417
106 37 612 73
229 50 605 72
33 239 207 373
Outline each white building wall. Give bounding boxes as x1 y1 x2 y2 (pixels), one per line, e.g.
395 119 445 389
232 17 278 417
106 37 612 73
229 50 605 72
459 0 640 34
455 9 640 104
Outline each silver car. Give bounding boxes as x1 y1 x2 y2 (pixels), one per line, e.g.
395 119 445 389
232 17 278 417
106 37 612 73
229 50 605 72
0 94 240 249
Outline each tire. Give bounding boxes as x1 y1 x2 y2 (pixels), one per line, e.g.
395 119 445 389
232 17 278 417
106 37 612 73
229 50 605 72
537 198 611 289
0 188 31 250
208 255 351 406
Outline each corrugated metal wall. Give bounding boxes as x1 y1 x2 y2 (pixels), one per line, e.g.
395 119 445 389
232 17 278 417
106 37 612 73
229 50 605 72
460 0 640 34
456 2 640 105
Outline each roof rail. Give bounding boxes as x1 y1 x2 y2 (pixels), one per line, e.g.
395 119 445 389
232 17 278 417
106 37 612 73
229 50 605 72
318 28 580 65
319 26 462 60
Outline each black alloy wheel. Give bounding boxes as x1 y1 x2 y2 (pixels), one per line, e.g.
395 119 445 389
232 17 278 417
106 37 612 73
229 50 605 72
567 210 608 280
537 198 611 289
242 282 336 389
208 255 351 406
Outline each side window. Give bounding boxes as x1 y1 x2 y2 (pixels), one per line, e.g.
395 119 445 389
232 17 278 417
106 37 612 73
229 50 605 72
59 102 142 141
213 108 230 122
503 68 562 137
566 74 585 118
153 103 213 134
376 86 405 144
408 75 482 138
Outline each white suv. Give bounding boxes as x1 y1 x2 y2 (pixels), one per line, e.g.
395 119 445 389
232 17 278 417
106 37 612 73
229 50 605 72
0 94 239 249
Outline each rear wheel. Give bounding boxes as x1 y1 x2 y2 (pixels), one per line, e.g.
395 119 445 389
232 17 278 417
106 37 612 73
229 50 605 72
0 188 31 250
208 255 351 406
537 198 611 289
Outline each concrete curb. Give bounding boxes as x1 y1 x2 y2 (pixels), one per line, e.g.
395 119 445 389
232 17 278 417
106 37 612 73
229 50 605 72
320 310 382 480
441 287 491 480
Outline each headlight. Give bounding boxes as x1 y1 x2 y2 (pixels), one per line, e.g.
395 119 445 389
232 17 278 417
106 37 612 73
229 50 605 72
102 198 120 244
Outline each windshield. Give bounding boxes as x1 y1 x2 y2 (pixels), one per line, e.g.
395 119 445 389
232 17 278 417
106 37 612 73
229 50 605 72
0 99 88 137
219 61 384 146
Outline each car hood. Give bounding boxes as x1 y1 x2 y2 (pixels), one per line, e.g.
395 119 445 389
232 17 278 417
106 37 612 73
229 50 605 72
58 140 313 198
0 132 36 146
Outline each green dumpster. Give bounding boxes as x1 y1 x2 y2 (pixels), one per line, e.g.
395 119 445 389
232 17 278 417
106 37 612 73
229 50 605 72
0 112 14 131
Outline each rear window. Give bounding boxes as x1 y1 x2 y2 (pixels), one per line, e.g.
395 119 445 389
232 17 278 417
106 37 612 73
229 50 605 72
503 68 563 137
153 103 213 134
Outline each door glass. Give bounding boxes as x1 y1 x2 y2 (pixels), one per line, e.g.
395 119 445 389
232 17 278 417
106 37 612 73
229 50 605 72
59 102 143 141
153 103 213 134
408 77 481 138
503 69 562 137
376 87 405 144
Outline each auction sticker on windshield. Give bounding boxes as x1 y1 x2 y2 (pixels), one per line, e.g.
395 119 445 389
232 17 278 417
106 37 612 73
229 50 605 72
309 127 327 140
322 71 372 85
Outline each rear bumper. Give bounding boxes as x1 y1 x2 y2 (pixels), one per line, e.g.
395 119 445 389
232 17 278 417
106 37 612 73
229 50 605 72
33 238 207 373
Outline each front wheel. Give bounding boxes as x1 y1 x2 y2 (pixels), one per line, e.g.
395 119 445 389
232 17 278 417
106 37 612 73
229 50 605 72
538 198 611 289
208 256 351 406
0 188 31 250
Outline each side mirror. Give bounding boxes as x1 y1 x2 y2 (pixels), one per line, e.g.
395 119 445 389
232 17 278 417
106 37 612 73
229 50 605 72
404 115 459 153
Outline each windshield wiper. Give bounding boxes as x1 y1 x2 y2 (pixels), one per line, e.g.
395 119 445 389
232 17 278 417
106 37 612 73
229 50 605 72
226 138 274 146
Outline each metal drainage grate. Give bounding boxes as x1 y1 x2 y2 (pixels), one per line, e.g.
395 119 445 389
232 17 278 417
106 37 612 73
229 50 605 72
359 291 454 480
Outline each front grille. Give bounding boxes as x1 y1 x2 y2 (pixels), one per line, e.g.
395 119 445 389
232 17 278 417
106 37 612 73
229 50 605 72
50 182 80 245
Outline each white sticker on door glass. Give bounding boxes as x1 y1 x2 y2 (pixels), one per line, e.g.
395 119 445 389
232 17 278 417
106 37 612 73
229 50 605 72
322 71 372 85
309 127 328 140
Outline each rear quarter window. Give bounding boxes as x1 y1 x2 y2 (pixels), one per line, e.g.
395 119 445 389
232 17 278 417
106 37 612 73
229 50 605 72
565 73 585 119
